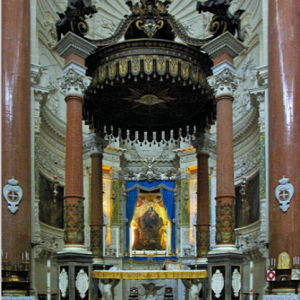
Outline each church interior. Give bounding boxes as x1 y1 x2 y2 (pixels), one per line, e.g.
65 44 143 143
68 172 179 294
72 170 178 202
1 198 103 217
2 0 300 300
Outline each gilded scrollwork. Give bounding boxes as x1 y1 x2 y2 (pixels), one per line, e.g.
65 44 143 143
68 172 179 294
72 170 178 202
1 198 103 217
216 200 235 244
64 199 85 243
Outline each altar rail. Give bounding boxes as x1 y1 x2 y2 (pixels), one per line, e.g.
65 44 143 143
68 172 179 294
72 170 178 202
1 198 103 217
93 270 207 279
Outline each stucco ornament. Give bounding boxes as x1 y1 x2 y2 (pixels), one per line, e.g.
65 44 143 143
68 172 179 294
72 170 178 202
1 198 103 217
275 177 294 212
59 268 69 297
232 268 241 297
58 67 91 97
207 68 241 99
3 178 23 214
76 269 89 299
211 269 224 298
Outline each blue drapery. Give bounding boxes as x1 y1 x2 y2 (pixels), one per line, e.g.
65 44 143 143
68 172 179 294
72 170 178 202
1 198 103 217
125 180 176 252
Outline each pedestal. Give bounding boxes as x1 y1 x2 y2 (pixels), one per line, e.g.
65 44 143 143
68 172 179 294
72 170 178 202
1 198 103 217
55 253 95 300
207 253 244 300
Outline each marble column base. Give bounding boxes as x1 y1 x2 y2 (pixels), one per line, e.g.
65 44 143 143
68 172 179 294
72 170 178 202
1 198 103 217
209 243 241 254
59 244 92 254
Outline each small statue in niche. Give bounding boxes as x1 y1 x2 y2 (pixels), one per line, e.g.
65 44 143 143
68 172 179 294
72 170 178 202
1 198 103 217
55 0 97 41
196 0 244 41
277 252 291 269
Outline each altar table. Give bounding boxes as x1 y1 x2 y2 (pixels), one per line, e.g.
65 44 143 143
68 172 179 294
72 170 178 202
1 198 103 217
93 270 207 279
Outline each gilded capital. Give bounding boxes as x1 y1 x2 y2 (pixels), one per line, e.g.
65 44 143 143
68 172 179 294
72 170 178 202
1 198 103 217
207 68 241 99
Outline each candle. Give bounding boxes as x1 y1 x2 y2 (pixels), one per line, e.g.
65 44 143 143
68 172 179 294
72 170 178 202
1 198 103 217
1 249 3 257
129 226 133 257
5 252 8 259
249 261 254 300
194 226 197 257
103 226 106 257
166 226 169 257
116 228 119 258
22 252 24 261
47 259 51 300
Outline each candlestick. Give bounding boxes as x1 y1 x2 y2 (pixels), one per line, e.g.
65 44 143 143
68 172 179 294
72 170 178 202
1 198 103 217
116 228 119 258
47 259 51 300
249 261 254 300
129 226 133 257
194 226 197 257
103 226 106 257
166 226 169 257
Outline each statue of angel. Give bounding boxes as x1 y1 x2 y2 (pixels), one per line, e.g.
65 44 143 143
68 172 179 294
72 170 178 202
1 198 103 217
182 279 202 300
98 278 120 300
142 282 164 300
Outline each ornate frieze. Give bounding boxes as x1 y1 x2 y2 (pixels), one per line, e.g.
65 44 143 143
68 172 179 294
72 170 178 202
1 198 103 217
234 144 260 179
235 220 268 262
123 158 178 182
216 200 235 244
39 143 66 169
208 67 241 99
64 198 85 244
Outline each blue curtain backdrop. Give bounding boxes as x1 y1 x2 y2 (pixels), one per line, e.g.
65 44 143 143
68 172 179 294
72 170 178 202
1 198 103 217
125 180 176 252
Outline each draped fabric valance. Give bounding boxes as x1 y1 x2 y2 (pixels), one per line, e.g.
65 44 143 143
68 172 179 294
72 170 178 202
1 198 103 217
125 180 176 252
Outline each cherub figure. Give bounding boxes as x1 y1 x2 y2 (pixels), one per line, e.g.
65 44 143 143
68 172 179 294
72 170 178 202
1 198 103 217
182 279 202 300
98 279 120 300
142 282 164 300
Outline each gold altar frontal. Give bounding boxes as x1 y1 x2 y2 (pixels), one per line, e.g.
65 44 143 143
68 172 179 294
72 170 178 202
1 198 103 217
93 270 207 280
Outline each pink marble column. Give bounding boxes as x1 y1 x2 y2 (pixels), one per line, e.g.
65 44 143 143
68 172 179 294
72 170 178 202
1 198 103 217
54 32 96 252
192 135 210 257
203 32 244 252
268 0 300 260
2 0 31 264
88 132 108 257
